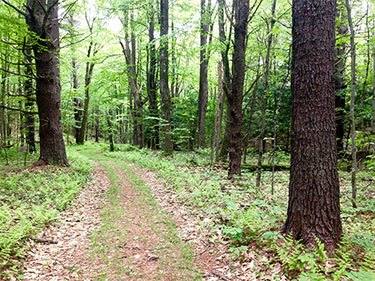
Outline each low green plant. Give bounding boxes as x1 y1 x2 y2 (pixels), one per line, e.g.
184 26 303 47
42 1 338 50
0 147 93 278
102 146 375 280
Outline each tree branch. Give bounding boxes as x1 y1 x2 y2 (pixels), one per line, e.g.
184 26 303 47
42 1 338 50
1 0 26 17
0 105 38 115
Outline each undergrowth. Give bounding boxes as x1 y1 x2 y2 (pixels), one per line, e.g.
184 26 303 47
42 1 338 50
0 147 93 279
99 142 375 280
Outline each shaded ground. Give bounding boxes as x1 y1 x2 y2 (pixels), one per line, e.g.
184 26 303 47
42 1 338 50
17 154 236 280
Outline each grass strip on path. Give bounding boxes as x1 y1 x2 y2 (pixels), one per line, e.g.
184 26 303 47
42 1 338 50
81 146 201 280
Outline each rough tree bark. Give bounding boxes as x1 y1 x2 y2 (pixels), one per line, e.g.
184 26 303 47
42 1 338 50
283 0 342 248
25 0 68 166
159 0 173 155
227 0 249 178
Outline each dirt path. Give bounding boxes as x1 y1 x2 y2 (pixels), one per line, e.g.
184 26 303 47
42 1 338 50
18 157 234 280
19 163 111 280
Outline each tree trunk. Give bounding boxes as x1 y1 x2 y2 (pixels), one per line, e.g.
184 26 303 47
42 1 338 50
24 47 36 153
25 0 68 166
1 47 9 147
107 110 114 152
197 0 211 148
211 61 224 163
95 107 100 142
372 32 375 133
77 34 96 145
256 0 276 188
227 0 249 178
159 0 173 155
283 0 342 248
120 11 144 148
345 0 357 208
360 4 370 127
147 3 159 149
334 10 346 154
72 57 82 144
218 0 233 161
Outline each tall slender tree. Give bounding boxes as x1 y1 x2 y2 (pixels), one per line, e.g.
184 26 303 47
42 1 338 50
227 0 249 177
24 45 36 153
159 0 173 155
345 0 357 208
335 5 347 155
77 15 98 145
218 0 233 161
283 0 342 248
146 0 159 149
256 0 277 187
197 0 211 148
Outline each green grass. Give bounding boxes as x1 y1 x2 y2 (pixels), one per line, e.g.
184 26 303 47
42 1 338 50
79 145 200 280
0 147 93 279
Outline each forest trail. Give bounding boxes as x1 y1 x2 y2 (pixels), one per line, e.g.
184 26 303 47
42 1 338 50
19 151 232 281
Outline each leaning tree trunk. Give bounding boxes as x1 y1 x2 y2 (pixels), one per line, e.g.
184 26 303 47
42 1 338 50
25 0 68 166
227 0 249 178
283 0 342 248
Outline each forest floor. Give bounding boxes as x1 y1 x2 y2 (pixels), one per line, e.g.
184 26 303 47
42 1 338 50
2 143 375 280
16 149 242 280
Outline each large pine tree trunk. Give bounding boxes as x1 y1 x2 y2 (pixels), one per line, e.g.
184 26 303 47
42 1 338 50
159 0 173 155
283 0 341 248
26 0 68 166
228 0 249 178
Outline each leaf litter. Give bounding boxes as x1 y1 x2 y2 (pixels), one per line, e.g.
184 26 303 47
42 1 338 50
15 160 273 280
